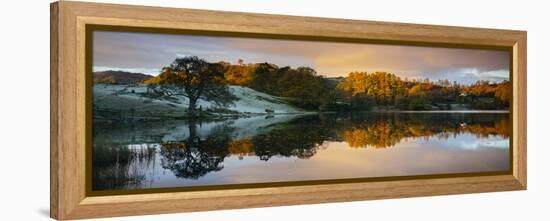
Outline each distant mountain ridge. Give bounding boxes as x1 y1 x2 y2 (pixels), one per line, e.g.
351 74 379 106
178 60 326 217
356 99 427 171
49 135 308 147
93 70 154 84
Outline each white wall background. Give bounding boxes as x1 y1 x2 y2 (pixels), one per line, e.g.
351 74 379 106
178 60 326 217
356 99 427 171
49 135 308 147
0 0 547 220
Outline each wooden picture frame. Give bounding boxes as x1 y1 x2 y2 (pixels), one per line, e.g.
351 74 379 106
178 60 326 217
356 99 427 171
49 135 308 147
50 1 527 220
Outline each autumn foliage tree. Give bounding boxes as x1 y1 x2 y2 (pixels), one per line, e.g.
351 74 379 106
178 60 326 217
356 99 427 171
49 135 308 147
144 56 510 113
338 72 407 109
336 70 510 110
223 60 329 110
495 80 511 105
223 62 255 86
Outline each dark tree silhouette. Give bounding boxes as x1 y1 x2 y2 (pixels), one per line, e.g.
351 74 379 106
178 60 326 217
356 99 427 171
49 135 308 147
160 142 225 179
147 56 237 114
159 121 231 179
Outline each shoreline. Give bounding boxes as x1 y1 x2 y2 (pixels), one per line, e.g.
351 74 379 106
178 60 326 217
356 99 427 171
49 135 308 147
369 110 509 113
93 109 509 123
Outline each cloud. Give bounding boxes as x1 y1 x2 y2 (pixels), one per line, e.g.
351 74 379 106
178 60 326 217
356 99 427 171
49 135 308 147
93 31 234 70
93 31 510 84
224 37 509 78
457 68 509 82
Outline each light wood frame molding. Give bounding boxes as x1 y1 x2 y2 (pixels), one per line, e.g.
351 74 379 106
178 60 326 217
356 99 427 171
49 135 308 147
50 1 527 220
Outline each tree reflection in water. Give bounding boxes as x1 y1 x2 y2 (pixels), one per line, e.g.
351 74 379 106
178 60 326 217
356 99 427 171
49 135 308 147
159 120 232 179
92 112 510 190
252 116 334 161
340 113 509 148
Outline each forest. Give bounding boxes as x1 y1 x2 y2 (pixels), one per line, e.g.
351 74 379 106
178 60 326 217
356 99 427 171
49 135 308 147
137 56 511 113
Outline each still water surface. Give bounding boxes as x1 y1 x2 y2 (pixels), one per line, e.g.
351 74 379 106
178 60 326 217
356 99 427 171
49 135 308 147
92 112 510 191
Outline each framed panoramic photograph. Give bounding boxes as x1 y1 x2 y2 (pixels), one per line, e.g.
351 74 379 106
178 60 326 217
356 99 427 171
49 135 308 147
50 1 527 220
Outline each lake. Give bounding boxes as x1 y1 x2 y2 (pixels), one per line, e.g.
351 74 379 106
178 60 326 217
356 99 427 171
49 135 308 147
92 112 510 191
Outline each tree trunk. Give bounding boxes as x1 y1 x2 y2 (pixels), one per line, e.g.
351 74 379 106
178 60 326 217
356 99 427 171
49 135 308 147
188 120 198 143
188 97 198 116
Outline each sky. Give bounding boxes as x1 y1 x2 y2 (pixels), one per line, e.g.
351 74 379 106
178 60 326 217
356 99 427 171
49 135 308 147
93 31 510 85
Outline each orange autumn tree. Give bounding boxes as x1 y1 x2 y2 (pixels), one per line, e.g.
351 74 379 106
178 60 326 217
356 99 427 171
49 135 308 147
338 71 407 108
223 61 256 86
495 80 511 104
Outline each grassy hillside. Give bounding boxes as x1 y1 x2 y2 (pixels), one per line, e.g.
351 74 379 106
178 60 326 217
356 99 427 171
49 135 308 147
93 84 304 121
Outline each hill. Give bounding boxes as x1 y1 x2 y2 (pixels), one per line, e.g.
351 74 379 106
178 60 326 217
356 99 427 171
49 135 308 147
93 84 304 120
93 70 154 84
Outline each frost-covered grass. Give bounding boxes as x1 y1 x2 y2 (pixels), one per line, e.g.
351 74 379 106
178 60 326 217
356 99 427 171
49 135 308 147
226 86 303 114
93 84 187 118
92 84 304 119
